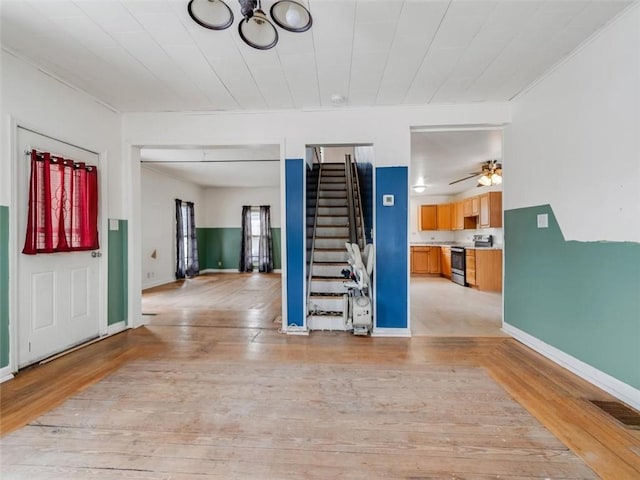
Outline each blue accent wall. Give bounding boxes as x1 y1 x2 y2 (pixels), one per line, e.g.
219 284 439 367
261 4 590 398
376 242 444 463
375 167 408 329
285 159 305 327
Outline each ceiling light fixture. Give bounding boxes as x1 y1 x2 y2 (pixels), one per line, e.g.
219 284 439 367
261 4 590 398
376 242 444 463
412 177 428 193
188 0 312 50
477 160 502 187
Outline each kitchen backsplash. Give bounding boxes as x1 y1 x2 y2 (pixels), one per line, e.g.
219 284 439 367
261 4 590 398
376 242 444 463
410 228 504 246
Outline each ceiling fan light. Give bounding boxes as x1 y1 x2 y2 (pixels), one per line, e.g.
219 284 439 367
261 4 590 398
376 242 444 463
188 0 234 30
478 174 491 187
491 172 502 185
238 8 278 50
270 0 312 32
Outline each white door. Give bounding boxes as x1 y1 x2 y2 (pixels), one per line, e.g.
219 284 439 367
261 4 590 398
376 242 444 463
17 128 101 367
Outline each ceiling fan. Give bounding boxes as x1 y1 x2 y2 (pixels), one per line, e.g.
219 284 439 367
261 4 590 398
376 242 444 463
449 160 503 186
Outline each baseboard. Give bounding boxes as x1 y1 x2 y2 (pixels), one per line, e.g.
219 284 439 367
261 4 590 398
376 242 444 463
286 325 310 336
142 278 174 289
0 366 14 383
107 320 127 335
201 269 282 274
503 323 640 411
372 328 412 338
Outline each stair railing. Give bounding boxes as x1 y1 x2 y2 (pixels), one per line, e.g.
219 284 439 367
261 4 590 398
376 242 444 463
344 154 358 245
305 163 322 315
349 155 367 249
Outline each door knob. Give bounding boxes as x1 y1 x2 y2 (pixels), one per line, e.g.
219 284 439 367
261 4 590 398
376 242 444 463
91 251 102 258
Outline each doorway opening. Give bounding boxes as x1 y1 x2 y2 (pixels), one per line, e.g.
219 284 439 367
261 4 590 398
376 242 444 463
409 128 505 337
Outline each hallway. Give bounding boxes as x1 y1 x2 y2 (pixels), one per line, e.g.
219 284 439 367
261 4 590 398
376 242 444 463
1 273 639 479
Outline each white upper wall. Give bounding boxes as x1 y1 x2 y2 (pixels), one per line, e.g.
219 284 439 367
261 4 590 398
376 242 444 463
122 103 511 168
202 187 281 228
0 51 122 215
141 166 205 288
505 4 640 242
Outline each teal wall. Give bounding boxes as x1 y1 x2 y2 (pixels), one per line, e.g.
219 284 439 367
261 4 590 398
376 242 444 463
108 219 128 326
504 205 640 389
197 227 281 270
0 206 9 368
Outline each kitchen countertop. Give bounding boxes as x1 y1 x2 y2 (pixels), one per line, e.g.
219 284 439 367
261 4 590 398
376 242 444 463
410 242 503 250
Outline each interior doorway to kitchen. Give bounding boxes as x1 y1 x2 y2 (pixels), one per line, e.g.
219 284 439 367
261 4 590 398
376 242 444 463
409 128 504 336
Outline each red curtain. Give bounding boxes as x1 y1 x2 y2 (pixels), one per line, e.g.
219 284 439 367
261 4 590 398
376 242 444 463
23 149 99 254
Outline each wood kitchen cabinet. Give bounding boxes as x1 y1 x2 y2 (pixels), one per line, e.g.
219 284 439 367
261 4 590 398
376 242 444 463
411 246 441 274
479 192 502 228
475 249 502 292
420 205 437 230
436 204 452 230
463 196 480 217
452 201 464 230
465 249 476 286
440 247 451 279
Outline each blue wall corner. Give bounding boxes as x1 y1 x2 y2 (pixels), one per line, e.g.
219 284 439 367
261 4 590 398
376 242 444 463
285 159 305 327
375 167 408 329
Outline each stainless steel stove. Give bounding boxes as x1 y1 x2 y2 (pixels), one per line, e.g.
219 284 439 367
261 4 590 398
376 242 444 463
450 246 466 286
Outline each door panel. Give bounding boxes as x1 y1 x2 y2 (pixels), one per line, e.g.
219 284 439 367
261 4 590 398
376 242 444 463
17 128 101 367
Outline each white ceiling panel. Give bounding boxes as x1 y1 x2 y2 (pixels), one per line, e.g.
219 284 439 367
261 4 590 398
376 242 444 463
0 0 633 112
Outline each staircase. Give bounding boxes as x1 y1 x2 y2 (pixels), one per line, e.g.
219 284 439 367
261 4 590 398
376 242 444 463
307 161 363 330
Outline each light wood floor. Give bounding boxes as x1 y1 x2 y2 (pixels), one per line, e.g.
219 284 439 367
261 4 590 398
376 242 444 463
1 273 639 479
411 275 504 336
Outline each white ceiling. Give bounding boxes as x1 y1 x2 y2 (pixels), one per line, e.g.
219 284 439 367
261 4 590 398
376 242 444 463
141 145 280 187
411 129 502 196
0 0 632 113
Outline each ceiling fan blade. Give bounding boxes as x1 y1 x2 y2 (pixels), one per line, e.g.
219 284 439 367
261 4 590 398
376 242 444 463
449 173 481 185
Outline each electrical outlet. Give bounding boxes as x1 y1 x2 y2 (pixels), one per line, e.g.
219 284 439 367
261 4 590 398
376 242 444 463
218 261 222 267
537 214 549 228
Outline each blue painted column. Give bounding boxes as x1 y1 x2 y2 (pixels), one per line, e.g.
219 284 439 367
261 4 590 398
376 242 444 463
375 167 408 329
285 159 305 327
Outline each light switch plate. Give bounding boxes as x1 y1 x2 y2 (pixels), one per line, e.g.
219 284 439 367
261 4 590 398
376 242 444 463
537 213 548 228
382 194 394 206
109 219 119 231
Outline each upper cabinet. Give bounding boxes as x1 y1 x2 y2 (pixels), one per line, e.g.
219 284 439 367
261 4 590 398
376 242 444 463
420 205 438 230
420 204 452 231
419 191 502 231
479 192 502 228
436 204 452 230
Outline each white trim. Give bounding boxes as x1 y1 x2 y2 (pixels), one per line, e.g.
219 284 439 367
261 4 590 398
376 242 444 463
503 323 640 411
372 327 412 338
0 366 14 383
107 320 127 336
285 325 309 336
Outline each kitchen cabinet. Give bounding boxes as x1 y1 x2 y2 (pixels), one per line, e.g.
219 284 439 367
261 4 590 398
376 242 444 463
465 249 476 286
463 196 480 217
436 204 452 230
440 247 451 279
479 192 502 228
452 201 464 230
475 249 502 292
411 246 441 274
420 205 437 230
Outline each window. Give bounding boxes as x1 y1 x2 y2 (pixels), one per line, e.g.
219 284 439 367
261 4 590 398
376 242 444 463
250 207 261 268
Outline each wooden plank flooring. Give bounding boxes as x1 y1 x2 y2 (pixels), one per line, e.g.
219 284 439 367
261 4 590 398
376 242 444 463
1 272 639 479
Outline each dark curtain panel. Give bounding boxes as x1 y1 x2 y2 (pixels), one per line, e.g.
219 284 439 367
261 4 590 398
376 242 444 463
258 205 273 273
175 198 186 279
185 202 200 277
239 205 253 272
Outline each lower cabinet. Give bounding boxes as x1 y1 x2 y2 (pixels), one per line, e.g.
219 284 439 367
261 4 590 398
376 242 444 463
411 246 441 274
475 249 502 292
440 247 451 279
465 249 476 286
